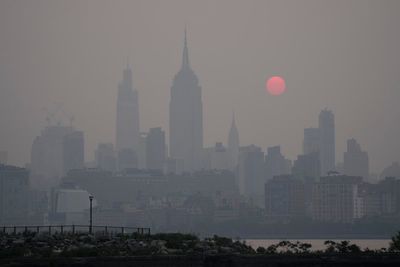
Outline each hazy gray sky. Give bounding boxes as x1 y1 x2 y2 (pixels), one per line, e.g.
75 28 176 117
1 0 399 173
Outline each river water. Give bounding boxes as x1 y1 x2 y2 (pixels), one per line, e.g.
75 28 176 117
246 239 390 251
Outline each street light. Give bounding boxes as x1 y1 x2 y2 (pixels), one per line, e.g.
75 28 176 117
89 195 94 234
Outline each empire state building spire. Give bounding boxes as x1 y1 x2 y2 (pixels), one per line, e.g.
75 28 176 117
182 28 190 69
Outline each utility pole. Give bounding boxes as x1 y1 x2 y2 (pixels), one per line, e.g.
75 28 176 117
89 195 94 234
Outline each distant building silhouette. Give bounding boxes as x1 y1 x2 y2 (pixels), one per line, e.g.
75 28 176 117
0 164 29 225
169 30 203 172
292 152 320 216
63 169 237 211
202 142 230 171
377 177 400 215
343 138 369 179
303 127 320 155
95 143 116 172
312 175 362 223
62 131 84 175
265 175 305 220
352 177 400 218
335 161 344 174
51 187 94 225
238 145 264 203
227 112 239 171
117 149 137 171
380 162 400 180
116 64 140 170
137 132 148 169
30 125 81 189
146 127 166 171
292 152 320 180
319 109 335 175
264 146 291 181
165 157 184 175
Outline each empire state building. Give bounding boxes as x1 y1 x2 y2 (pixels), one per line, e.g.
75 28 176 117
169 31 203 172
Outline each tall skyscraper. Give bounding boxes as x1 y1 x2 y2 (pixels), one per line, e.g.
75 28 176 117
344 138 369 179
319 109 335 175
227 112 239 171
146 127 166 171
169 30 203 172
116 64 140 170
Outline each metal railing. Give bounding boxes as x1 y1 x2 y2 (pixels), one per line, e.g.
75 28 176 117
0 225 150 236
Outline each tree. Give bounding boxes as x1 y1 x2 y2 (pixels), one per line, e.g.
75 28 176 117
389 231 400 252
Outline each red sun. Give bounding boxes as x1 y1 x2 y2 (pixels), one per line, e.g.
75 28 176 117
266 76 286 96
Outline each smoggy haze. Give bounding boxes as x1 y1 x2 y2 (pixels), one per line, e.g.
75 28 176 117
0 0 399 173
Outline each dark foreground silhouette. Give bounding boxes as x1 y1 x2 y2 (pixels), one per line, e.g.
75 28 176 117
1 232 400 266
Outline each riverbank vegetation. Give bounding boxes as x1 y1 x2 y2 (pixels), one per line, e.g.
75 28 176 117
0 231 400 259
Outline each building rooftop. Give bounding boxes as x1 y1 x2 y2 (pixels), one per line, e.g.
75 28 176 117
0 164 26 172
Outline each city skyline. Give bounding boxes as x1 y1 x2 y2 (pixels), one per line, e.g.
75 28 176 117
21 35 378 178
2 1 400 250
1 0 400 174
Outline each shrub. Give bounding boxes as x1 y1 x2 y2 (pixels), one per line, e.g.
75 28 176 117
389 231 400 252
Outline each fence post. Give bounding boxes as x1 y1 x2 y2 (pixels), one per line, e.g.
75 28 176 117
3 226 5 234
37 226 39 234
121 227 124 235
105 226 108 234
13 226 16 235
72 225 75 234
60 225 64 234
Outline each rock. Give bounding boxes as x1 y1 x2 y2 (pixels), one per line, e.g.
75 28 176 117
35 241 48 247
205 249 218 255
81 244 95 249
23 249 33 257
66 245 79 251
151 240 167 247
52 248 62 254
219 246 234 254
96 236 111 242
160 248 169 255
12 239 24 245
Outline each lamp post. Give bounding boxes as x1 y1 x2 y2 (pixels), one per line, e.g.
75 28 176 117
89 195 94 234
